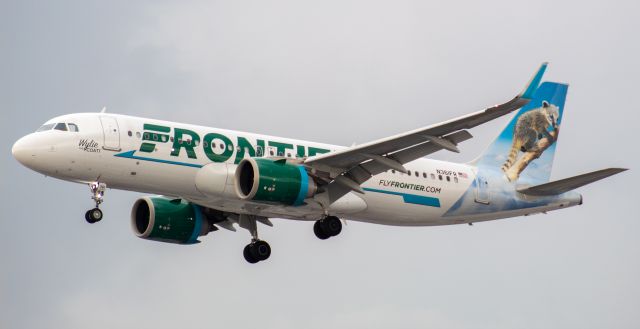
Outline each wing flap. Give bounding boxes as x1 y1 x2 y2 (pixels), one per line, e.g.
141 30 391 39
317 130 473 204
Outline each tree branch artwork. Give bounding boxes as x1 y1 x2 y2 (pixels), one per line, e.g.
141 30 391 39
504 125 559 182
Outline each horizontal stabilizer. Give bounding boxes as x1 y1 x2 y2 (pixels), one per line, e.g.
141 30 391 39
517 168 627 196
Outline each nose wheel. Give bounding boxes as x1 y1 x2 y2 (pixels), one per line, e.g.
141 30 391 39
85 208 103 223
85 182 106 224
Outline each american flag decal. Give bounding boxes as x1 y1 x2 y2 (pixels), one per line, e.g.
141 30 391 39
458 172 468 178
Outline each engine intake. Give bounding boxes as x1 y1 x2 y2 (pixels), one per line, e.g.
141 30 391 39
234 158 317 206
131 197 211 244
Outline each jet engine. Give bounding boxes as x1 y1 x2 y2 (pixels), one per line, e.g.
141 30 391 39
234 158 317 206
131 196 213 244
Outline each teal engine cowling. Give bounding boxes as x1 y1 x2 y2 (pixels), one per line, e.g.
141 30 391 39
131 197 212 244
234 158 317 206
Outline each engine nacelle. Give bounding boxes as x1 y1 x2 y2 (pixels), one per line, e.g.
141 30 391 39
234 158 317 206
131 197 211 244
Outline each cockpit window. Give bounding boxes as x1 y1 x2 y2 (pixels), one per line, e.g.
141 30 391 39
54 123 68 131
68 123 79 132
36 123 55 132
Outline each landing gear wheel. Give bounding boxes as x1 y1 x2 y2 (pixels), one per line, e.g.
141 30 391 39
314 220 330 240
243 244 259 264
314 216 342 239
323 216 342 236
85 208 103 224
243 240 271 263
252 240 271 261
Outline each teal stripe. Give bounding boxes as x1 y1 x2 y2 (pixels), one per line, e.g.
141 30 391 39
293 165 308 206
114 150 203 168
363 187 441 208
187 204 203 244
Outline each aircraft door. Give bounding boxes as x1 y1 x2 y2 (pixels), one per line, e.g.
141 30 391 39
100 116 121 151
475 174 490 204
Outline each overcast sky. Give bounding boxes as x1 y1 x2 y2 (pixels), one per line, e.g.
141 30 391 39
1 0 638 328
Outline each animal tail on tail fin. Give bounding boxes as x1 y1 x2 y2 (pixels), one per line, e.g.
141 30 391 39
501 145 520 172
474 81 569 184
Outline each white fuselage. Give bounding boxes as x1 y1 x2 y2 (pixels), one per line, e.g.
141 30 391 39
12 113 582 226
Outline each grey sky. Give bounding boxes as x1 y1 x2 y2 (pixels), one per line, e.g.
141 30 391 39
1 0 638 328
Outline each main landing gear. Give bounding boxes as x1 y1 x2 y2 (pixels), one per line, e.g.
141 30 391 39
313 216 342 240
243 240 271 264
239 214 272 264
85 182 106 224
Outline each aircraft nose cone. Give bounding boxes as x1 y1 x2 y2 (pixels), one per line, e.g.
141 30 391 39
12 134 36 167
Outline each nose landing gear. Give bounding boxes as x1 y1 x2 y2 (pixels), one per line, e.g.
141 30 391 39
85 182 106 224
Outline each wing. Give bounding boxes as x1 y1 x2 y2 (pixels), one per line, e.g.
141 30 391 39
305 63 548 204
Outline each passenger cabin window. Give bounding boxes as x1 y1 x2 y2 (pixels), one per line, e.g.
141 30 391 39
423 173 427 178
68 123 79 132
54 123 67 131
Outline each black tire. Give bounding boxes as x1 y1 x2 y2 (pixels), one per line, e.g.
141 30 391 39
85 210 95 224
88 208 103 223
324 216 342 237
313 220 330 240
251 240 271 261
243 244 258 264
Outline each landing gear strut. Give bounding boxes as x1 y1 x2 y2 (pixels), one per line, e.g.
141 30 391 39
85 182 106 224
239 214 272 264
314 216 342 240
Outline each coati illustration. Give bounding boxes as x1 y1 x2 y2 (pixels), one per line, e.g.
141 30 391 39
501 101 560 172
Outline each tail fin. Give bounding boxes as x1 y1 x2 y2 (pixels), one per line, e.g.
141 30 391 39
474 81 569 184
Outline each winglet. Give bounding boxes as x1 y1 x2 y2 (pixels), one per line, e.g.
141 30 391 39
519 62 548 99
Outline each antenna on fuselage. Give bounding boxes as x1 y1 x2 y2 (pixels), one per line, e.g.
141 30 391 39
100 106 107 113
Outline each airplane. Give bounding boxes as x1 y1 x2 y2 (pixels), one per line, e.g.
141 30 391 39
11 63 627 264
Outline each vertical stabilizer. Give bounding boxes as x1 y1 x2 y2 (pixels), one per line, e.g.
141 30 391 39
474 82 568 184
